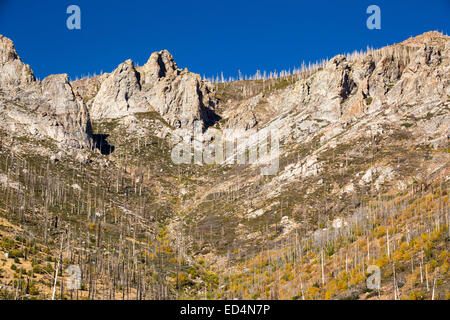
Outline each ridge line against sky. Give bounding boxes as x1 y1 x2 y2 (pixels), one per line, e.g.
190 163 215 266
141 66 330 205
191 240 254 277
0 0 448 81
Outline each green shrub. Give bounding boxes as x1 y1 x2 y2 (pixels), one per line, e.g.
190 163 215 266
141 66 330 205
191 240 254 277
8 249 24 259
32 264 44 274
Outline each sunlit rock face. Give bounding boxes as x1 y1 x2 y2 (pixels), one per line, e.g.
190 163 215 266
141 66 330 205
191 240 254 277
89 50 218 132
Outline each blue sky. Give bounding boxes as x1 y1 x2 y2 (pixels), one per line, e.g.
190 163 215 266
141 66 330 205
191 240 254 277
0 0 448 80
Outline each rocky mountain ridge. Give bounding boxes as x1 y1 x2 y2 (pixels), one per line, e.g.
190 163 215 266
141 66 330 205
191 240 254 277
86 50 219 132
0 35 220 154
0 35 92 151
1 31 448 155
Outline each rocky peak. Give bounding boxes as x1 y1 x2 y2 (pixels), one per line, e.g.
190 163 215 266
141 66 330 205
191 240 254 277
0 35 18 63
0 34 35 88
89 50 218 131
0 35 93 151
90 59 147 120
140 50 179 85
399 30 449 47
324 55 347 71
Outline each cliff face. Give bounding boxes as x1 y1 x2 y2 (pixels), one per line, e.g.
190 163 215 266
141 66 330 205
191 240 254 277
0 35 35 88
40 74 93 149
87 50 218 131
218 31 449 130
0 34 93 150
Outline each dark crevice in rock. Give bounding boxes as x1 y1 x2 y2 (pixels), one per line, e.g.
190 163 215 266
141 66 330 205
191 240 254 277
92 133 115 155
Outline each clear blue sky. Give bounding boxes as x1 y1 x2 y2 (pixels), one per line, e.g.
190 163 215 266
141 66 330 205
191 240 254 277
0 0 448 80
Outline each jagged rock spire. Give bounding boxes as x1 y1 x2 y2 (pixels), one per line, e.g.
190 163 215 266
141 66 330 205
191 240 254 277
0 34 35 88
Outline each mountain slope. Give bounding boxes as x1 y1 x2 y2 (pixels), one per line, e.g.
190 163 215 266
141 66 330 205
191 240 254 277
0 31 448 300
